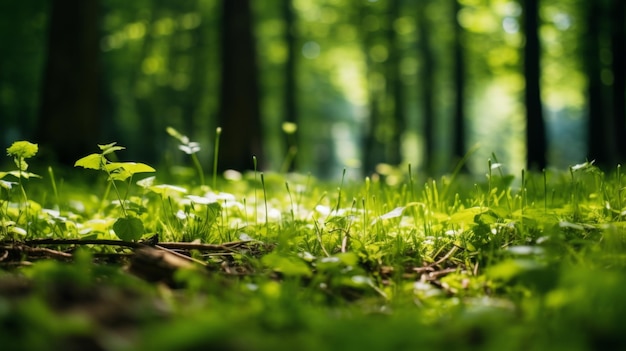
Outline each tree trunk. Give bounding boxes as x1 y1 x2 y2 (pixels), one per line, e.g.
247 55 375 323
283 0 298 171
37 0 100 165
387 0 405 166
452 0 467 172
521 0 547 170
217 0 263 172
584 0 613 168
417 0 435 174
360 1 385 174
610 0 626 163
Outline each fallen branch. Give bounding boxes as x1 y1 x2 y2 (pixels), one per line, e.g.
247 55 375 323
21 238 260 252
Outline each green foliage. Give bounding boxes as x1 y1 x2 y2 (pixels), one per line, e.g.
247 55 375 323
3 141 40 182
3 137 626 349
0 141 41 238
262 251 312 278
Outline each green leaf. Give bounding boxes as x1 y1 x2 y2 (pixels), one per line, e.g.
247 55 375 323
106 162 155 175
104 162 125 172
102 146 126 156
7 171 41 179
98 142 118 150
261 252 312 277
98 142 126 155
448 207 489 227
14 158 28 171
7 141 38 159
113 216 144 241
106 162 155 182
316 252 359 272
121 162 156 174
75 154 104 170
108 169 132 182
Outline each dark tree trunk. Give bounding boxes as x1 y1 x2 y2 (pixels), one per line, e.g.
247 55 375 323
134 19 158 163
417 0 435 174
584 0 613 168
37 0 100 165
521 0 547 170
363 98 384 175
387 0 405 166
283 0 298 171
452 0 467 172
360 1 385 174
217 0 263 172
610 0 626 163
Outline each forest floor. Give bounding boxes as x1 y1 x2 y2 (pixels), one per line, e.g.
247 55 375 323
2 143 626 350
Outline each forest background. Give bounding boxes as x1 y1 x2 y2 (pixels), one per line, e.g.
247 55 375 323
0 0 624 180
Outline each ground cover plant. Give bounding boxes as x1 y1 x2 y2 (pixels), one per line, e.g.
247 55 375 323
1 137 626 350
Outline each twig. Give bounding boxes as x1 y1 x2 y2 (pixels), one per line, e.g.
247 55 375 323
431 246 459 267
21 238 258 253
157 240 258 252
413 246 459 274
24 238 142 249
154 244 207 266
27 247 73 260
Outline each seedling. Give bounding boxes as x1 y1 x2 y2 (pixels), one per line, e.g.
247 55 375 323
280 122 298 173
74 142 155 241
0 141 40 237
213 127 222 189
2 141 40 204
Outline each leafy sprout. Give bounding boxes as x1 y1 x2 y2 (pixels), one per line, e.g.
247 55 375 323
7 141 38 159
3 140 40 203
75 142 155 241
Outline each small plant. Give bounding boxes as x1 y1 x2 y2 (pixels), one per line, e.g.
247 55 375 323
74 142 155 241
213 127 222 190
2 141 40 203
0 141 40 238
281 122 298 173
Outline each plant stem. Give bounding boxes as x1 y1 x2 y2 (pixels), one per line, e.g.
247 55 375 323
213 127 222 190
191 153 205 186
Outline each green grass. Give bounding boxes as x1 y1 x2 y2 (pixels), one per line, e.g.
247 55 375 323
1 143 626 350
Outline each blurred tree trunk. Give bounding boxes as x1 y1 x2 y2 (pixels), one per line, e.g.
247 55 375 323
360 1 385 174
217 0 263 172
451 0 467 172
171 0 210 160
416 0 435 174
521 0 547 170
130 3 163 164
283 0 298 171
37 0 100 165
584 0 613 168
386 0 405 166
610 0 626 163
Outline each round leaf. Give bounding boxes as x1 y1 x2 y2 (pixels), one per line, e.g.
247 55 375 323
113 217 144 241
